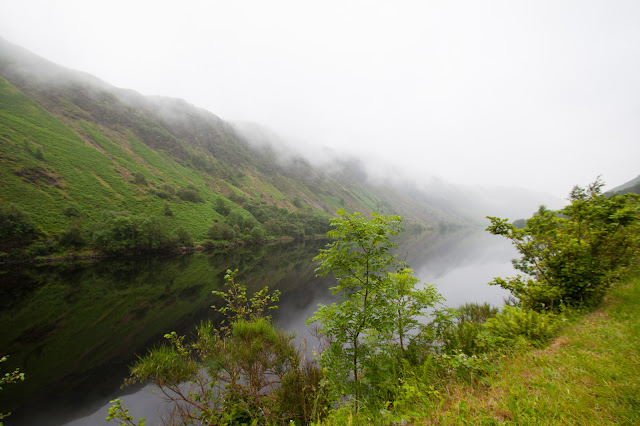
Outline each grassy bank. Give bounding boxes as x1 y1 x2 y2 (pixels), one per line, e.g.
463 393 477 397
416 268 640 425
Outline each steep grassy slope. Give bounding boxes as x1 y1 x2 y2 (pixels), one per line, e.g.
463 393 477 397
0 38 460 258
0 74 229 241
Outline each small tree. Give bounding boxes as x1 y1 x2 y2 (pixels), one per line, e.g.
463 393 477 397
215 197 231 216
487 178 640 310
307 210 444 410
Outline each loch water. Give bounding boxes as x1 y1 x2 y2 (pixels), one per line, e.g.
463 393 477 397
0 229 515 425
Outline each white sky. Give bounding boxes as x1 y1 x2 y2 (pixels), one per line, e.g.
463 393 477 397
1 0 639 197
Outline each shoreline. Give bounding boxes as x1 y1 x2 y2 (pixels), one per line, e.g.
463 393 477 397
0 236 331 265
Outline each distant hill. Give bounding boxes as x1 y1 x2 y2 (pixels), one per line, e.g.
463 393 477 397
0 37 468 258
606 175 640 196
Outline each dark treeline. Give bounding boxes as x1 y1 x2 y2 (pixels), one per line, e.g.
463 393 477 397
0 199 332 260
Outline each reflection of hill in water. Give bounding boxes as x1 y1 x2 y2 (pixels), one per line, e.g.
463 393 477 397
399 229 516 308
0 239 328 426
399 229 517 280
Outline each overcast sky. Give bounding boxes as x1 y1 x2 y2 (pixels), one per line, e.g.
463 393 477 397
1 0 639 197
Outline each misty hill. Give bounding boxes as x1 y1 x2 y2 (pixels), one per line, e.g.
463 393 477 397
0 37 469 258
606 175 640 196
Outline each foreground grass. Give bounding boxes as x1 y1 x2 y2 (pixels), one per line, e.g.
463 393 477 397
425 270 640 425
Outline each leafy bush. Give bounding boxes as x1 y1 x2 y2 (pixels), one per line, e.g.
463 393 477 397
59 221 86 248
176 185 203 202
63 205 81 218
0 203 41 252
128 343 198 387
152 187 176 200
173 226 193 247
214 197 231 216
23 236 59 258
457 302 500 323
482 306 559 349
207 221 236 241
441 303 500 356
487 179 640 310
132 171 148 186
228 191 247 205
274 362 327 421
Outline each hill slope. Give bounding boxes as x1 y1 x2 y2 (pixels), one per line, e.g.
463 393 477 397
606 174 640 195
0 38 461 258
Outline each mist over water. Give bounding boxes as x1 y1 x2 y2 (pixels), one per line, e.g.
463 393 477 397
406 230 515 307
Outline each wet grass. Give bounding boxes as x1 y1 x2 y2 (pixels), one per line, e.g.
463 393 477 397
424 268 640 425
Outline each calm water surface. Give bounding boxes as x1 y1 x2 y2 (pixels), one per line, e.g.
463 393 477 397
0 230 514 425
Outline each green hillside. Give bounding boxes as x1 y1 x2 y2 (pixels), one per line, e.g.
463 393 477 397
0 38 459 259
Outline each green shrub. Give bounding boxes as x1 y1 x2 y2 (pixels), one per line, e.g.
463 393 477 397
153 188 174 200
442 320 485 356
132 171 148 186
129 344 198 388
207 221 235 241
487 179 640 310
0 203 41 252
214 197 231 216
482 306 559 349
23 239 57 258
59 221 86 248
275 363 327 422
457 302 500 323
173 226 193 247
441 303 500 355
248 226 265 242
228 191 247 205
63 205 81 218
176 185 203 202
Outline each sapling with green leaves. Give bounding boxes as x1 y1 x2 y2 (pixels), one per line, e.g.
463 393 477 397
307 210 445 411
212 268 280 333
